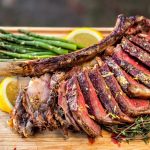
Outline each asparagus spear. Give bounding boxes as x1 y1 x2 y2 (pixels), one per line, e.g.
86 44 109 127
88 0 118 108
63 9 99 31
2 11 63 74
0 42 31 53
19 29 85 49
0 34 68 55
10 34 77 50
0 53 11 59
2 41 53 52
26 51 56 56
0 50 55 59
0 42 57 54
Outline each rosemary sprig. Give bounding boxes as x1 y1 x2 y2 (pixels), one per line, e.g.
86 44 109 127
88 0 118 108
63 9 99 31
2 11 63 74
103 115 150 143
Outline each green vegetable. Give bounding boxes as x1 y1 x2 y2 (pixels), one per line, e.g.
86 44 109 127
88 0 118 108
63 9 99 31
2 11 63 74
26 51 56 56
11 34 77 50
0 53 11 59
19 29 85 49
2 41 52 52
0 42 31 53
0 42 57 54
0 50 55 59
0 29 81 50
0 34 68 55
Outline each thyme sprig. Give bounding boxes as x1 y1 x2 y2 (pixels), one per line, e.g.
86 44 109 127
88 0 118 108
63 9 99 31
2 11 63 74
103 115 150 143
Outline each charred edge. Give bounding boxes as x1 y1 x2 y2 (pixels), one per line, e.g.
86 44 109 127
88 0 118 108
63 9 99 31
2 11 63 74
126 16 150 35
127 35 150 53
112 54 150 88
137 33 150 42
103 56 129 94
112 45 150 76
121 37 150 67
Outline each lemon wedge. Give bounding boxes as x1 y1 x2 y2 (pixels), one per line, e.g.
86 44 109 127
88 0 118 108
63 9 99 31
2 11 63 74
66 28 104 47
0 77 19 113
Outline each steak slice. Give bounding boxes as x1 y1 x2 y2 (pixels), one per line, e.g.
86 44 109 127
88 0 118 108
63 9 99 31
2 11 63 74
66 76 101 137
129 99 150 112
98 57 150 116
46 72 66 129
89 66 133 123
137 33 150 42
113 52 150 88
127 35 150 53
23 74 57 130
77 70 116 125
104 56 150 99
123 71 150 99
57 81 80 131
121 37 150 67
11 91 35 137
125 16 150 35
112 45 150 75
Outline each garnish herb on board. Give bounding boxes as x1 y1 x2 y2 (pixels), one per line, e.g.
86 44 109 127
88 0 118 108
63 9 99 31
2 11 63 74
104 115 150 143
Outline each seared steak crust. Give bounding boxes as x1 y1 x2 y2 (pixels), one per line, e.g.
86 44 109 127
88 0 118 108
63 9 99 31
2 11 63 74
127 35 150 53
121 37 150 67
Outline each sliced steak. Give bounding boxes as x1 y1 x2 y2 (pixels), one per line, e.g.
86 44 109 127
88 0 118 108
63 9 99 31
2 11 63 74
113 52 150 88
23 74 52 130
89 66 132 123
123 71 150 99
127 35 150 53
137 33 150 42
66 76 101 137
129 99 150 112
57 81 80 131
98 57 150 116
104 56 150 99
121 37 150 67
46 72 66 129
11 91 35 137
77 70 116 125
113 45 150 75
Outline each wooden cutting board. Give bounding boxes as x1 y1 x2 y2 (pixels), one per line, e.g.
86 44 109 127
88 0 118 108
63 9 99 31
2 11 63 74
0 27 149 150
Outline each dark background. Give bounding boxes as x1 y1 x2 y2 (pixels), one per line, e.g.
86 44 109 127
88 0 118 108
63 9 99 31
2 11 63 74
0 0 149 27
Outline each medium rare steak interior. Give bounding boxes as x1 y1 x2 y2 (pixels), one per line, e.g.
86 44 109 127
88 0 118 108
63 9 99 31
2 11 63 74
10 14 150 138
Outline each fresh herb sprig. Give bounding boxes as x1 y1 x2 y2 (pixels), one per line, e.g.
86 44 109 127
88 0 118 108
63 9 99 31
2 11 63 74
104 115 150 143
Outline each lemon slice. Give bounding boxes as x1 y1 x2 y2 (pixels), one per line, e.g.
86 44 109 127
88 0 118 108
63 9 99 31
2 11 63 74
66 28 104 47
0 77 19 113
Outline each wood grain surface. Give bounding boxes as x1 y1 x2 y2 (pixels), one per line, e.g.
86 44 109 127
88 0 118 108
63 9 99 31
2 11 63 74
0 27 149 150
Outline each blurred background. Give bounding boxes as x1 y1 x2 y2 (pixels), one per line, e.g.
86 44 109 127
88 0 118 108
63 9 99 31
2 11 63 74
0 0 149 27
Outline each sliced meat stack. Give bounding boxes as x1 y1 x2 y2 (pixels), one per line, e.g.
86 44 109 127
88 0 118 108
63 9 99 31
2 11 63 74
10 14 150 138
